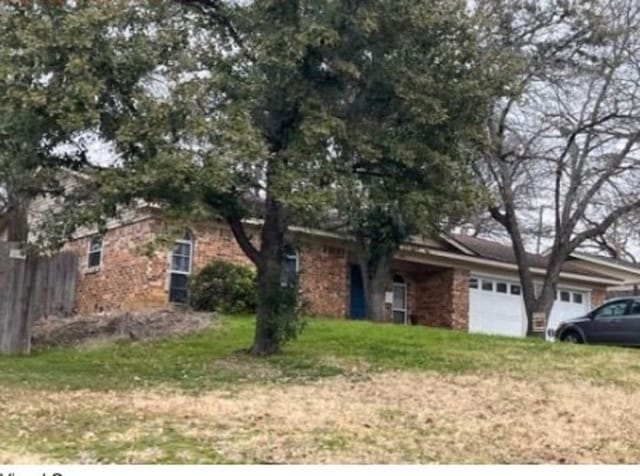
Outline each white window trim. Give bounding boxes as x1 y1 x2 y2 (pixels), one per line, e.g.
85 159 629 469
496 281 509 294
392 281 408 325
471 273 590 297
285 251 300 272
553 287 587 303
86 235 103 272
170 237 194 276
481 279 494 292
280 251 300 287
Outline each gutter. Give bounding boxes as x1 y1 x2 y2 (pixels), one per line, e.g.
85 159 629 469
398 246 624 286
570 252 640 277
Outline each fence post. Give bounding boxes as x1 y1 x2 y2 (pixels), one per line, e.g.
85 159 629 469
0 244 78 355
0 242 37 355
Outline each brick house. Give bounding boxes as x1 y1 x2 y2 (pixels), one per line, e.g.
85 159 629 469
59 206 640 338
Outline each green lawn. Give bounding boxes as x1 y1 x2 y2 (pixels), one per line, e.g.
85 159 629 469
2 315 639 391
3 315 640 464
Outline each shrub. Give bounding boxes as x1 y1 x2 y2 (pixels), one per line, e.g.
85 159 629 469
188 260 257 314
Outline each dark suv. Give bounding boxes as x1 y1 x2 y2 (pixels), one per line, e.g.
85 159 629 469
550 297 640 345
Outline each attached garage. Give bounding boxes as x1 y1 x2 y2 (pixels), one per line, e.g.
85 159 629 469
547 288 590 334
468 275 526 337
441 235 633 339
468 275 590 338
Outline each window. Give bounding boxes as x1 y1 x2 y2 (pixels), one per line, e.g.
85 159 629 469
560 291 570 302
169 230 193 304
481 280 493 292
510 284 521 295
171 241 192 274
573 293 583 304
469 277 478 289
629 300 640 315
392 275 407 324
87 236 103 269
593 300 629 319
281 248 299 287
496 282 508 294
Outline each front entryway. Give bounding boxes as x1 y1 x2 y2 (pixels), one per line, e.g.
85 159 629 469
349 264 366 319
392 275 407 324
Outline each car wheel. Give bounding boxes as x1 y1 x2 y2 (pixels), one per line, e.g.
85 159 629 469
560 330 583 344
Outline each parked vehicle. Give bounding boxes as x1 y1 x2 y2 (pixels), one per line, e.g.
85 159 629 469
548 297 640 346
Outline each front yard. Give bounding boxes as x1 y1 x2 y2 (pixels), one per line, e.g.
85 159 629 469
2 315 640 463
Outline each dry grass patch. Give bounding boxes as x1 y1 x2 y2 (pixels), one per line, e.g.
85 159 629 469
31 309 217 349
210 356 285 380
0 449 49 464
3 371 640 463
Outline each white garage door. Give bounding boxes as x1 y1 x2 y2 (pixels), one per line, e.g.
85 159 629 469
547 288 590 334
468 276 526 337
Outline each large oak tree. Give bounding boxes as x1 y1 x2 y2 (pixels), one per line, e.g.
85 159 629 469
41 0 492 354
474 0 640 334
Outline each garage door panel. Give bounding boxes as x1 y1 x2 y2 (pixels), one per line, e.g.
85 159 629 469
469 277 526 337
547 289 589 333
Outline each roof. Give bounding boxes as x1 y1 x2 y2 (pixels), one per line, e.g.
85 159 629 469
570 251 640 275
447 234 616 279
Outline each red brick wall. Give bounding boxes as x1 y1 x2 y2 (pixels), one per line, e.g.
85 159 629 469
299 243 348 316
191 224 348 316
591 287 607 308
191 222 256 270
411 268 469 330
450 269 470 330
68 218 348 317
66 218 168 313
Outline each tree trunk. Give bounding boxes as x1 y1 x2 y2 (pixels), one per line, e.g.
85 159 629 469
6 201 28 242
525 256 564 336
527 283 556 337
250 197 286 356
360 253 392 322
252 259 283 356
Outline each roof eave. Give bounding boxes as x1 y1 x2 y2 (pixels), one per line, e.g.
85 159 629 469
570 252 640 277
399 245 624 286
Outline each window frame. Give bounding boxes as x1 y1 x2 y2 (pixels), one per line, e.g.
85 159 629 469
592 299 631 319
391 275 408 325
280 250 300 287
170 236 193 276
284 250 299 273
629 300 640 315
481 280 494 292
87 235 103 270
169 231 194 304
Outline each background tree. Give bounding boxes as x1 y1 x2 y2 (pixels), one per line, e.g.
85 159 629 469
0 0 179 243
328 0 490 322
583 214 640 263
473 0 640 334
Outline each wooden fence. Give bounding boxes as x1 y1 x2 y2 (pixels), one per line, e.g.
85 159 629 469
0 242 77 354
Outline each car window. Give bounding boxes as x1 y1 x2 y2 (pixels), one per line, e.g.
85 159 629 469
593 300 630 319
629 300 640 315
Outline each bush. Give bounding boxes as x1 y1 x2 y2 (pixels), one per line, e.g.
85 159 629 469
188 260 257 314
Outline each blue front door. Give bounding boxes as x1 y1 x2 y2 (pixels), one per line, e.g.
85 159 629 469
349 264 366 319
